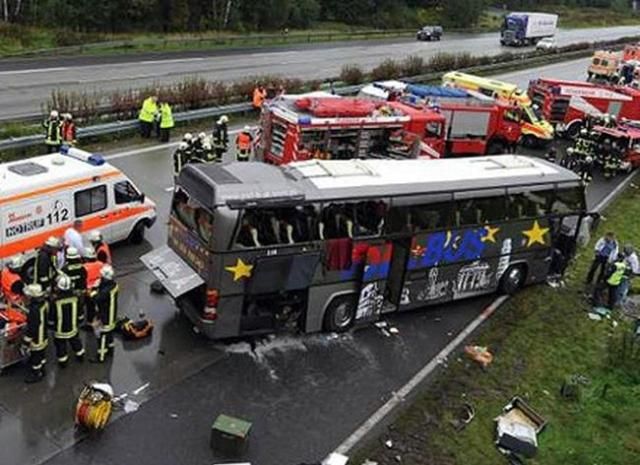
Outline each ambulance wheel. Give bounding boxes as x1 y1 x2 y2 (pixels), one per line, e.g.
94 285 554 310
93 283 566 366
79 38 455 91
128 221 146 245
500 265 527 295
323 295 356 333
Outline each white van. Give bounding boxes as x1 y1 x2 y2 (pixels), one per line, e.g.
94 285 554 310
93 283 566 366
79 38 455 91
0 147 156 264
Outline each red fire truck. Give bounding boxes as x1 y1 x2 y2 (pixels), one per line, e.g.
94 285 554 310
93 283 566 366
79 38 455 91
591 123 640 170
528 78 640 137
257 93 522 165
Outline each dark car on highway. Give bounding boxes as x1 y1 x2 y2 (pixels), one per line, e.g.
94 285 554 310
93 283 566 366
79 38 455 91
416 25 443 41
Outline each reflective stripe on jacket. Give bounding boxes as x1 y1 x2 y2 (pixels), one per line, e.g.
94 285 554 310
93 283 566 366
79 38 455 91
160 103 175 129
139 97 158 123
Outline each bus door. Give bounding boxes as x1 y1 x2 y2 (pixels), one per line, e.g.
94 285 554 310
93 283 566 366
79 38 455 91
383 237 412 311
353 240 392 324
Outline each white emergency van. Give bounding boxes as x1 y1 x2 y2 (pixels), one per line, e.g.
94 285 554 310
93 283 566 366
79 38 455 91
0 147 156 264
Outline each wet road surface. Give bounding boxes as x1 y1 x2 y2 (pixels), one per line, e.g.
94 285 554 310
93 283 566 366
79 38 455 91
0 25 637 119
0 56 630 465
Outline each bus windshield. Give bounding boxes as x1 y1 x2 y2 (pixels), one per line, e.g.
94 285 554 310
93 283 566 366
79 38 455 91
172 188 215 247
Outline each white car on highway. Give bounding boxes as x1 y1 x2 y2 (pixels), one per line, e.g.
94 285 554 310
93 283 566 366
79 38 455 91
536 37 557 52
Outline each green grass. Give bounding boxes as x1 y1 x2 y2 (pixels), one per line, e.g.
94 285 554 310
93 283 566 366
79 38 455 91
354 180 640 465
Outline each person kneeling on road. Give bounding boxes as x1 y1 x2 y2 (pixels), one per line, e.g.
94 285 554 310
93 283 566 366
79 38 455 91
236 126 253 162
23 284 49 384
52 275 85 367
89 265 119 363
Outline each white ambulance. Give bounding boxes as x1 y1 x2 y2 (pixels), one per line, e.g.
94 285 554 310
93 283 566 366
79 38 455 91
0 147 157 265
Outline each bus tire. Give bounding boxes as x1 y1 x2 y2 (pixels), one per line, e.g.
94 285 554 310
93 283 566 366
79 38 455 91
500 265 527 295
128 221 146 245
323 295 357 333
487 140 506 155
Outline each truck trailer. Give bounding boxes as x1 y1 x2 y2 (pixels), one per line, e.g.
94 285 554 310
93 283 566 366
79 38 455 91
500 12 558 47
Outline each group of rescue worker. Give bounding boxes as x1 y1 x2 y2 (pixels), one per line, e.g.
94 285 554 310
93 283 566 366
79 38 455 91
43 110 77 153
172 115 255 176
138 95 175 142
0 228 118 384
546 114 625 184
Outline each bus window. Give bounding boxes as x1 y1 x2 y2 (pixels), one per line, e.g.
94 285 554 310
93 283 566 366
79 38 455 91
507 187 555 219
234 206 320 248
552 185 585 214
172 189 197 230
455 192 507 226
320 203 356 239
354 200 388 237
196 209 214 246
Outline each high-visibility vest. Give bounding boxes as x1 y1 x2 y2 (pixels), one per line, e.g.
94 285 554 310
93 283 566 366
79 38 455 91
96 242 112 264
139 97 158 123
1 268 22 304
253 88 265 108
84 261 102 289
27 300 49 351
44 119 61 145
93 282 119 332
54 295 79 339
61 121 76 143
160 103 175 129
237 132 252 150
608 261 627 286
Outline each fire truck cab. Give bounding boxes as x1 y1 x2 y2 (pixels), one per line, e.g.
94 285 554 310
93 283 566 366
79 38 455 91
591 123 640 171
529 78 640 137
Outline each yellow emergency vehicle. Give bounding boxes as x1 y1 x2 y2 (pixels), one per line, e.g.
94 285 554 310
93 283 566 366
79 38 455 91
442 71 554 146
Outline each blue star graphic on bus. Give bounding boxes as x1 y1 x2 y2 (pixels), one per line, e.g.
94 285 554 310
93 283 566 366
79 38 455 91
409 228 487 270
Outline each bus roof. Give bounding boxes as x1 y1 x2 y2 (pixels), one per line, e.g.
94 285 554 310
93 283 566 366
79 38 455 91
443 71 518 93
178 156 580 210
0 149 118 201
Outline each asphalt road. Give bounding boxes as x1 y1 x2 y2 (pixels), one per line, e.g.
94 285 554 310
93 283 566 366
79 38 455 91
0 57 629 465
0 25 639 119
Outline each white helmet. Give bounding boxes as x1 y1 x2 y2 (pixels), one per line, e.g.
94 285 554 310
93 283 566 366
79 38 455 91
243 125 251 132
66 247 80 260
24 284 44 298
50 110 59 118
7 255 25 271
100 265 115 281
63 113 73 120
219 115 229 124
57 274 72 291
83 246 97 260
198 132 206 140
45 236 61 249
203 142 212 150
179 142 188 150
88 230 103 243
585 155 594 163
183 133 193 142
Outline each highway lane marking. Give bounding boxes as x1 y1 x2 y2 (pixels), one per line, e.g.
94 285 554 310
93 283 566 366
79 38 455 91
593 170 637 213
0 66 69 76
138 58 206 65
332 295 509 456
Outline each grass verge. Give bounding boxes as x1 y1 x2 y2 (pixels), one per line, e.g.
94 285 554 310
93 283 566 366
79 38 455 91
353 179 640 465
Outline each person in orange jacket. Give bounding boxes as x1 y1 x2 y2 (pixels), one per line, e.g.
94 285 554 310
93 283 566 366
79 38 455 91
236 126 254 162
252 84 267 110
60 113 77 146
82 246 103 325
89 230 111 264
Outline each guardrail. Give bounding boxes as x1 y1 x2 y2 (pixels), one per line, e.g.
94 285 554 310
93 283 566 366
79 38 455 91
0 49 594 153
1 29 416 59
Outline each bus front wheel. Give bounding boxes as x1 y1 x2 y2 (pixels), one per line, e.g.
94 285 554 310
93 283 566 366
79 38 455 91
323 295 356 333
500 265 527 295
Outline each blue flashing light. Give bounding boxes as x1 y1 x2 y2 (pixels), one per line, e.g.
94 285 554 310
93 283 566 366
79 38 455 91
298 116 312 125
88 154 105 166
60 144 70 155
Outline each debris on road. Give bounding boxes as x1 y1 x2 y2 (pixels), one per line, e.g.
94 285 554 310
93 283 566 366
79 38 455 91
211 414 252 456
132 382 150 395
322 452 349 465
384 439 393 449
450 402 476 432
464 345 494 368
495 397 546 458
123 400 140 413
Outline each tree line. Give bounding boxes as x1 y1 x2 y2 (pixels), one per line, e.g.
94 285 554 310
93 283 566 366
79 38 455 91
0 0 631 32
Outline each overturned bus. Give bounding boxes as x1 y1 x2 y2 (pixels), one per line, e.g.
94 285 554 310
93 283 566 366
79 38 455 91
142 157 586 340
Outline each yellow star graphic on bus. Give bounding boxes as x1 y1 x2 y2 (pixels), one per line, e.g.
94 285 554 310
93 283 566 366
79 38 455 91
522 220 549 247
482 225 500 243
225 259 253 281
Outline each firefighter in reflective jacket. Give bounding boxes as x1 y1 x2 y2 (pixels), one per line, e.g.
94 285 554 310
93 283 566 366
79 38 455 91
52 275 85 366
88 230 111 264
43 110 61 153
32 236 61 292
236 126 253 162
212 115 229 161
1 255 26 306
83 246 102 323
23 284 49 383
61 247 87 294
90 265 118 363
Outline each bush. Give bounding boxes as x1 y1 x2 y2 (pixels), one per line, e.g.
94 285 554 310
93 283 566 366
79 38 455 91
340 64 365 85
454 52 476 70
401 55 426 77
427 53 459 72
370 59 401 81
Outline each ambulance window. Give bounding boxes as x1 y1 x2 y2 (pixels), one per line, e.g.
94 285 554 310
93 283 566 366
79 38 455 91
114 181 140 204
75 185 107 217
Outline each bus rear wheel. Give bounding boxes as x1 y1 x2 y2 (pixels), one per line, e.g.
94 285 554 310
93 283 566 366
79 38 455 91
500 265 527 295
323 295 356 333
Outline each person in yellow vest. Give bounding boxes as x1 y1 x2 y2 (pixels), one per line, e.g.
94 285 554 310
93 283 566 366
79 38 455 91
23 284 49 383
236 126 254 162
606 254 627 309
1 255 26 307
159 101 174 142
138 95 158 139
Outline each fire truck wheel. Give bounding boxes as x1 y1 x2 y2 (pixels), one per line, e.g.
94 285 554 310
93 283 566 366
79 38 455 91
499 264 527 295
323 295 356 333
128 221 146 245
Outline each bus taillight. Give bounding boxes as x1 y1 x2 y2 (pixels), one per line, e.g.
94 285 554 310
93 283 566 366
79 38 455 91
203 289 219 321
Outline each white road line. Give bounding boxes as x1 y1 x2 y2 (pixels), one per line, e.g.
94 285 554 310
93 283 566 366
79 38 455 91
103 128 245 160
138 58 205 65
0 66 69 76
593 170 638 213
332 295 509 456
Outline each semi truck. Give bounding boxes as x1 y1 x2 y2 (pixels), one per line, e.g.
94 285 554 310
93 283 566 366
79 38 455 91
500 12 558 47
257 92 521 165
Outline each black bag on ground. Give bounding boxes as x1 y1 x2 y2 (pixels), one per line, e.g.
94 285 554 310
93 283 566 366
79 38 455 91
118 317 154 340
